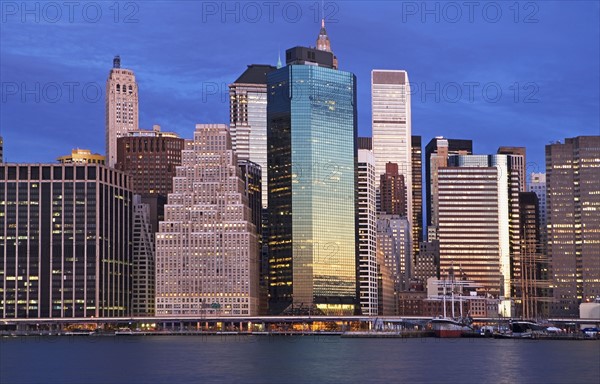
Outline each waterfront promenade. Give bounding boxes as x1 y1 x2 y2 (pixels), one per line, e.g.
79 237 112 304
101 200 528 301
2 315 598 339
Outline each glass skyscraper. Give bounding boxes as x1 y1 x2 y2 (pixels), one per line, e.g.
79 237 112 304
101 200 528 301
267 47 357 315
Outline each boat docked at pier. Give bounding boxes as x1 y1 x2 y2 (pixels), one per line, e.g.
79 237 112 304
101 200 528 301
428 267 476 338
430 317 472 338
493 320 546 339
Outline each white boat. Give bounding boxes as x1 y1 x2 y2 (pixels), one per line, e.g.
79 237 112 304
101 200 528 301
64 331 94 336
114 328 134 335
430 317 472 338
430 268 473 338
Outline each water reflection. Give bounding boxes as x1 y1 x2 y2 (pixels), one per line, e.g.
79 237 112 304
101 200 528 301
1 336 598 384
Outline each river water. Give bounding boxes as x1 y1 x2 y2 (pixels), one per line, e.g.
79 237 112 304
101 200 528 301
1 335 599 383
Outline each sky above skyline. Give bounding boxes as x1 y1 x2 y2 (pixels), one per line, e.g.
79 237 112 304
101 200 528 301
1 0 599 172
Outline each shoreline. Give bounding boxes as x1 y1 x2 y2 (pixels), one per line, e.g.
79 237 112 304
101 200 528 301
2 330 597 340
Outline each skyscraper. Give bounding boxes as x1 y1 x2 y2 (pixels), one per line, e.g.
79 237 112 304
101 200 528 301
116 125 183 197
516 192 550 319
132 195 155 316
379 162 407 216
0 163 132 318
424 137 472 231
237 160 262 235
267 45 357 315
411 135 423 258
116 125 184 233
229 65 277 209
528 172 547 253
315 18 338 69
438 166 507 298
155 124 259 316
358 149 378 315
498 146 527 191
439 154 525 316
106 55 139 168
377 214 412 296
377 259 396 316
237 159 266 313
415 240 439 282
546 136 600 317
372 70 412 223
357 137 372 151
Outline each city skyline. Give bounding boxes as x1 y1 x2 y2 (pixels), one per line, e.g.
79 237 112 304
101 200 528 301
1 3 599 384
1 2 598 169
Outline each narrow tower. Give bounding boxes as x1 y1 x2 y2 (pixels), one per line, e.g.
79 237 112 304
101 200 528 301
105 56 139 167
315 19 338 69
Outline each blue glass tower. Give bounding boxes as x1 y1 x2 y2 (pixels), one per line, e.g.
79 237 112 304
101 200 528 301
267 46 358 315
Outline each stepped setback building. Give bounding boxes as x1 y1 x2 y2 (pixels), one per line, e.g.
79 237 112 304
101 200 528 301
155 124 259 316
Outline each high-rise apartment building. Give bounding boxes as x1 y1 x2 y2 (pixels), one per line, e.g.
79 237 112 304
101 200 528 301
358 149 378 315
546 136 600 317
132 195 155 316
379 162 407 216
267 45 357 315
106 56 139 167
155 124 259 316
229 65 277 209
372 70 412 223
0 163 132 318
411 135 423 257
424 137 472 230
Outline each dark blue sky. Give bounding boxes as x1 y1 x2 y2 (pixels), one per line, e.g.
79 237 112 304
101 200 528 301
1 1 598 171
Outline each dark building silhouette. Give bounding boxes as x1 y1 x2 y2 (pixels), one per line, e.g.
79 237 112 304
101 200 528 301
411 135 423 259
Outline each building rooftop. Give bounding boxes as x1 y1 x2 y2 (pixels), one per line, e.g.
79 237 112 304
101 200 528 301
233 64 277 84
57 149 105 164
